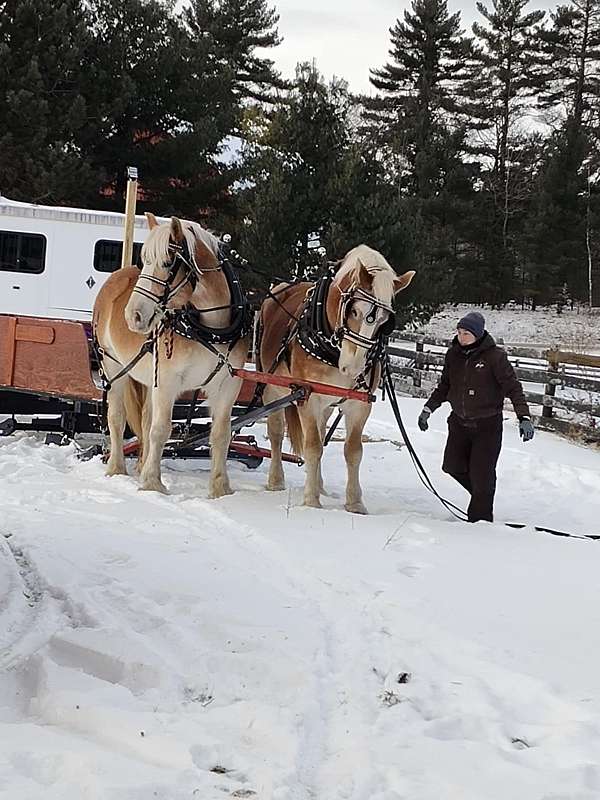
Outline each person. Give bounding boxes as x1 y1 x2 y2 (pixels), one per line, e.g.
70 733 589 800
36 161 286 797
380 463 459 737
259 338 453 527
417 311 534 523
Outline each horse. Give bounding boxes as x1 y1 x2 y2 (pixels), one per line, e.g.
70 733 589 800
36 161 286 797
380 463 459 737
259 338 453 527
92 214 249 497
258 244 415 513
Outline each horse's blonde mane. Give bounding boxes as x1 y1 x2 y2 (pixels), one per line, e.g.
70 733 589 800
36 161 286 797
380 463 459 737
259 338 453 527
336 244 396 304
142 218 220 267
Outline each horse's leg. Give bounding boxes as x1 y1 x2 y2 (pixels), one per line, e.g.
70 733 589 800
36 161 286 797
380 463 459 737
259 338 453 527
343 401 371 514
105 379 127 477
137 391 153 475
298 400 324 508
266 406 286 491
139 383 176 494
206 375 240 499
317 407 334 496
263 385 286 491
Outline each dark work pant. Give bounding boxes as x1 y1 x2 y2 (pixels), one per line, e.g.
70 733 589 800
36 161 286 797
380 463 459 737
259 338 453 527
442 413 503 523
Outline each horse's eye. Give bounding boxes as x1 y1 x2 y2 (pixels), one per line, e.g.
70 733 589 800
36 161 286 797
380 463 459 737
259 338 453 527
351 307 360 319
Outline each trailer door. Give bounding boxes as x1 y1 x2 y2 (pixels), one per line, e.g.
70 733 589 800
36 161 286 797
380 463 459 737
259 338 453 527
0 229 49 317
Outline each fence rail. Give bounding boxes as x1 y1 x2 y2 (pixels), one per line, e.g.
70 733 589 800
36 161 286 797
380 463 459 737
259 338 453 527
387 334 600 444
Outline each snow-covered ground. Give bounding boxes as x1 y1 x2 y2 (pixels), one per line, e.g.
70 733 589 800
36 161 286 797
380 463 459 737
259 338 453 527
412 304 600 350
2 398 600 799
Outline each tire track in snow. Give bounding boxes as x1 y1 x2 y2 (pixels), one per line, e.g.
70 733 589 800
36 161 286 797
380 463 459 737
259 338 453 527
73 473 399 799
0 532 66 673
0 456 336 796
107 485 342 800
190 502 392 800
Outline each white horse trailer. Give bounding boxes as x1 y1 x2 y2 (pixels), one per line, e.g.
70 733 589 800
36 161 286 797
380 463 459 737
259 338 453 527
0 195 163 321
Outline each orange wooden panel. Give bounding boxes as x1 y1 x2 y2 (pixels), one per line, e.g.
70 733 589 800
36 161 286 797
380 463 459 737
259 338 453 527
0 316 17 387
4 315 101 401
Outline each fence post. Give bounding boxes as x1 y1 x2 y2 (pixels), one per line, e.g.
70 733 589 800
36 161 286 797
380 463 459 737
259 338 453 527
413 339 424 388
543 349 559 419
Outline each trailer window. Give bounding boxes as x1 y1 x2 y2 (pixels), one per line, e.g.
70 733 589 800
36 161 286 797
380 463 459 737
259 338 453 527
94 240 143 272
0 231 46 274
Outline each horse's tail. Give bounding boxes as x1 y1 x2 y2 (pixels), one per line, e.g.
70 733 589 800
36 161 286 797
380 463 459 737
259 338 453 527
123 377 147 443
285 405 304 457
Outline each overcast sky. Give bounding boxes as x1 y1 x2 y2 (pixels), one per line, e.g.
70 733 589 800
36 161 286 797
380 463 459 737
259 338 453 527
266 0 554 94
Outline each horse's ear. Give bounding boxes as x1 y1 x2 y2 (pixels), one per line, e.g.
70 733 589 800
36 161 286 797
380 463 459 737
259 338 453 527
145 212 158 230
356 258 371 285
170 217 184 242
393 270 416 294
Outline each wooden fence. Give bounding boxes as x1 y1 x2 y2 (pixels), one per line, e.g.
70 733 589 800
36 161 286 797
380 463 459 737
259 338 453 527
388 332 600 444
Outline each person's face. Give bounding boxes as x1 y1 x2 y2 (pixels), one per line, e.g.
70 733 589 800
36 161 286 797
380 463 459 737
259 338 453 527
457 327 477 346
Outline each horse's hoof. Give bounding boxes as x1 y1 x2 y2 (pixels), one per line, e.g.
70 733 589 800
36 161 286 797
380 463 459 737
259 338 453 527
345 501 368 515
303 497 322 509
266 481 286 492
105 464 127 477
208 483 234 499
139 481 168 494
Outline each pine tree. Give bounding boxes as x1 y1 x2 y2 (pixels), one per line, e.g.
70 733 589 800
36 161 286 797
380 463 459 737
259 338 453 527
0 0 92 203
183 0 285 106
539 0 600 138
470 0 546 185
524 132 588 303
463 0 546 302
527 0 600 302
362 0 479 312
79 0 237 218
237 64 354 283
366 0 475 199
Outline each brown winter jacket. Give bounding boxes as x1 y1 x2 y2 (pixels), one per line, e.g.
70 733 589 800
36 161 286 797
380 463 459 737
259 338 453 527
425 333 530 420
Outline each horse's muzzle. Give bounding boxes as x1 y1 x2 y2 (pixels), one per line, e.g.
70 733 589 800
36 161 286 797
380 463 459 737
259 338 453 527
125 302 159 335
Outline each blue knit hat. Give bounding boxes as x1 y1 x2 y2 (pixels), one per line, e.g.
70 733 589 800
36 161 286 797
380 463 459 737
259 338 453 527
457 311 485 339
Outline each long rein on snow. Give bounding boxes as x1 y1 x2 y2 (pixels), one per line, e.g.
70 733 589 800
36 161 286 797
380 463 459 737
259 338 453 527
378 353 600 542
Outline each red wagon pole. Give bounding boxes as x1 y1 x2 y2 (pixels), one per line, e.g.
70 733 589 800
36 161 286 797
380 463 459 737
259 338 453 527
233 368 375 404
120 371 374 463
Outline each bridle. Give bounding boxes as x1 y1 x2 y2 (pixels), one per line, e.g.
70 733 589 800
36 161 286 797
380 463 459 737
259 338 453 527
334 283 395 350
131 235 220 312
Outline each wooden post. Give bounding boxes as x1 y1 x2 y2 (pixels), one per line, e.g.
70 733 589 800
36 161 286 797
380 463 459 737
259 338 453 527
413 339 424 388
121 166 138 269
543 348 559 419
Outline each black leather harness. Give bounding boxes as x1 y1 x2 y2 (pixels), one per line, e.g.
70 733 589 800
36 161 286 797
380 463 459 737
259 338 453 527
164 258 252 347
296 273 392 373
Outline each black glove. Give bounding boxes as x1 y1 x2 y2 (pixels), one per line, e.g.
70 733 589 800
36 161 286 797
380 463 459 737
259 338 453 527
418 407 431 432
519 417 534 442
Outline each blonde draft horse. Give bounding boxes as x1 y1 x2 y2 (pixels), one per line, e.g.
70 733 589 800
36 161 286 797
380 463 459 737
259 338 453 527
259 245 415 513
92 215 248 497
